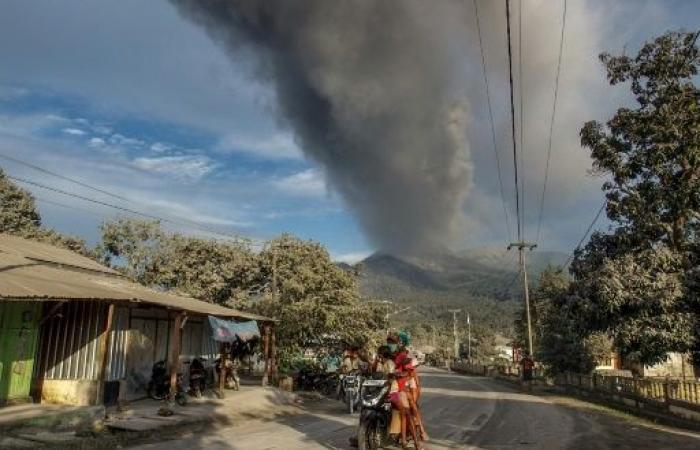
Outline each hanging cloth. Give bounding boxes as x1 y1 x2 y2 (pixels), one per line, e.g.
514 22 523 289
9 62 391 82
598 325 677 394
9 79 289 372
208 316 260 342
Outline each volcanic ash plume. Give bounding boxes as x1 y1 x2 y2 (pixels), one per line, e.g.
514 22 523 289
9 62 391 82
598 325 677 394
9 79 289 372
171 0 473 255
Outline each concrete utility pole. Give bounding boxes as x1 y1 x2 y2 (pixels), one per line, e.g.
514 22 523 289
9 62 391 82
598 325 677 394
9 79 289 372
448 309 461 360
467 313 471 361
508 242 537 358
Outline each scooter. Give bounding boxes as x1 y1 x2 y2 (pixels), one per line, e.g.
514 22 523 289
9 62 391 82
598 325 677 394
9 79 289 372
147 360 187 406
188 357 209 398
343 372 363 414
356 377 391 450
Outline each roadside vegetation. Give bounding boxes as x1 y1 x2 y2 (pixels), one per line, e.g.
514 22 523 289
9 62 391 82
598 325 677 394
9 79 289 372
519 30 700 374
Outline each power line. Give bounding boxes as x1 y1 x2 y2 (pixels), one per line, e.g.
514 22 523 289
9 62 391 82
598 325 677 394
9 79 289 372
0 154 260 244
473 0 512 241
34 195 111 219
9 174 260 245
562 202 605 268
517 0 526 240
505 0 522 242
536 0 568 244
0 152 129 201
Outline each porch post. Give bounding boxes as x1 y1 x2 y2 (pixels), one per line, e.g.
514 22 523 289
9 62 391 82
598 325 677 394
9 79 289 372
270 326 277 385
218 342 227 398
97 303 115 405
262 323 271 386
168 311 185 399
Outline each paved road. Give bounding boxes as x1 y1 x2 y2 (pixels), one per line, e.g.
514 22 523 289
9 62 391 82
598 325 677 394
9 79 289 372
131 367 700 450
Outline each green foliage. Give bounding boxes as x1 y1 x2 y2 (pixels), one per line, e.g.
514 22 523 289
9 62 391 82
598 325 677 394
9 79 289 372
96 221 382 372
531 268 612 374
574 30 700 366
0 168 87 253
242 235 383 371
96 219 259 303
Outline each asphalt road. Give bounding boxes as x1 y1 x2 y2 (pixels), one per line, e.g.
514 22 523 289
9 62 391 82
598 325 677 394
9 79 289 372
130 367 700 450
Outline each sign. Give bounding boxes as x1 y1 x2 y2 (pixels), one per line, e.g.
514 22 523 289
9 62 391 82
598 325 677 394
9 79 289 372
208 316 260 343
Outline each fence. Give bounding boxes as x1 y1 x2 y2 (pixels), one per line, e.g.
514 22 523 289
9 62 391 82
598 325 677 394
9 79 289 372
451 362 700 424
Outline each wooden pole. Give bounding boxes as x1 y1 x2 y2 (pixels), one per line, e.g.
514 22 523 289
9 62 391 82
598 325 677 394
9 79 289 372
97 303 115 405
218 342 227 398
270 326 277 384
262 323 271 386
168 311 185 400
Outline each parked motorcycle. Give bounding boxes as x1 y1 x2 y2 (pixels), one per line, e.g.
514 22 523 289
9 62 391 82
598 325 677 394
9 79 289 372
343 372 363 414
147 360 187 406
356 377 391 450
215 357 240 390
188 357 209 398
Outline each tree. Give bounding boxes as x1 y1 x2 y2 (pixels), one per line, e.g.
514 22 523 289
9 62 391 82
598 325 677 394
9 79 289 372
245 235 383 370
96 219 258 303
574 30 700 365
533 268 612 374
97 221 383 371
0 168 87 253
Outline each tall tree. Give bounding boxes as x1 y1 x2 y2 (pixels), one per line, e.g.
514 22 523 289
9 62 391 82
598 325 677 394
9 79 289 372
574 30 699 365
96 219 258 303
249 235 382 369
0 168 86 253
533 268 612 374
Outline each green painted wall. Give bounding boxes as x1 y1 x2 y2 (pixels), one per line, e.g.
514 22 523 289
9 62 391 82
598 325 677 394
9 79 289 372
0 302 40 404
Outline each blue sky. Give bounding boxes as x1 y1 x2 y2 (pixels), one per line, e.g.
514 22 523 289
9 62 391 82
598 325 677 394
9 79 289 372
0 0 697 262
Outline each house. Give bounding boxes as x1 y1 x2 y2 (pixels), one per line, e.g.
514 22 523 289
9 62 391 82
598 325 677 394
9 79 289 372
0 234 276 406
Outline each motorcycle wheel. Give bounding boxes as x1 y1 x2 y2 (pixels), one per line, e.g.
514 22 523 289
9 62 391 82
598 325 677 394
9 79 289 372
176 392 188 406
147 381 168 401
357 419 381 450
346 391 354 414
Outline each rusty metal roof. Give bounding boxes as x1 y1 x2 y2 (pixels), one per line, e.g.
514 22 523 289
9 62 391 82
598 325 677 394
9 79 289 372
0 234 275 322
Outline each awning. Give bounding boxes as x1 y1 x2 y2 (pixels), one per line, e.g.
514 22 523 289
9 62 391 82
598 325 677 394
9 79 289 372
208 316 261 343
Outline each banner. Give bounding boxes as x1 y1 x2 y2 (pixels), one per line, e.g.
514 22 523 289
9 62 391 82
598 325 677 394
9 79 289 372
208 316 260 343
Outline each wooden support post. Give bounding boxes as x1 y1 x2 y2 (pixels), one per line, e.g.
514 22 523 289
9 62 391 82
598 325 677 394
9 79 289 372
218 342 227 398
270 326 277 385
262 323 271 386
97 303 115 405
168 311 185 400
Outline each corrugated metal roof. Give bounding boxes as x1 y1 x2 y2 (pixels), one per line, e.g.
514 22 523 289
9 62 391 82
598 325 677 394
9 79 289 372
0 234 275 322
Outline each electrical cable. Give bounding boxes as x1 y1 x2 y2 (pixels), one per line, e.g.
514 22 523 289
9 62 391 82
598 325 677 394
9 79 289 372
562 202 605 269
505 0 522 242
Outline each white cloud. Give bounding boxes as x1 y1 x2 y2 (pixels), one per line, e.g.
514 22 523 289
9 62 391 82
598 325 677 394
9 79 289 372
92 125 112 135
88 137 105 148
132 155 217 181
333 251 372 264
109 133 144 148
216 132 303 160
272 168 327 198
61 127 86 136
150 142 171 153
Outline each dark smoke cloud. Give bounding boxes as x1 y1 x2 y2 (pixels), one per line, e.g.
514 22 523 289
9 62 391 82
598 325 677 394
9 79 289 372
171 0 473 255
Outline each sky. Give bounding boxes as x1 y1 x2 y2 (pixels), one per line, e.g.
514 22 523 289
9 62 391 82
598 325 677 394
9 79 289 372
0 0 697 263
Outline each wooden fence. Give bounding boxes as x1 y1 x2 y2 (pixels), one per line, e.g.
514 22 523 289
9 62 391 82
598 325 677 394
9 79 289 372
451 362 700 424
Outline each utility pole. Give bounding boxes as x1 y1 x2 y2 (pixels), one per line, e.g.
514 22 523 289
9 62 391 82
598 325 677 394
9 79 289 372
508 242 537 358
448 309 461 360
467 313 471 361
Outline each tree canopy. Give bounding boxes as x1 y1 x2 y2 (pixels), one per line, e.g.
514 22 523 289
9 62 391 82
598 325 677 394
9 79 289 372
572 30 699 366
0 168 87 253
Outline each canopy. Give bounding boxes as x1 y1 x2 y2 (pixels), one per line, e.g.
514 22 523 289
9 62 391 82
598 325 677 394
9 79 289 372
208 316 261 343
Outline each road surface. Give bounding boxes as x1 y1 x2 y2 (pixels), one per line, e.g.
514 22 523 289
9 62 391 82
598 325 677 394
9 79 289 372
130 367 700 450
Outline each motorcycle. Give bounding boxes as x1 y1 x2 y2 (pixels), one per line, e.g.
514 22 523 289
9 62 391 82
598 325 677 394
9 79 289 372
188 357 209 398
356 377 391 450
343 372 363 414
215 357 240 390
147 360 187 406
